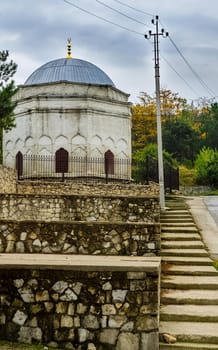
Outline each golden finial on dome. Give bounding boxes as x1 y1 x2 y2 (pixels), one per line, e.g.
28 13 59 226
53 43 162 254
66 38 72 59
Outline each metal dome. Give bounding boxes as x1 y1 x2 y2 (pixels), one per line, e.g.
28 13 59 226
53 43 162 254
24 58 115 87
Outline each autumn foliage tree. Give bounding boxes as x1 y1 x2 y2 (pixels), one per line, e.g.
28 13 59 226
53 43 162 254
131 89 189 153
132 93 157 151
131 89 205 165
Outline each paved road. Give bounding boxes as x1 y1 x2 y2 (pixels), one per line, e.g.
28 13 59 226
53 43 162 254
186 196 218 260
204 196 218 226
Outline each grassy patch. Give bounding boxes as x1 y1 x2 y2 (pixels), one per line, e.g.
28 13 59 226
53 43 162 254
204 189 218 195
191 189 218 196
213 261 218 271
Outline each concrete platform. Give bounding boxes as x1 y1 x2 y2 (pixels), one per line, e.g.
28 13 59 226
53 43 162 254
160 341 218 349
0 253 161 272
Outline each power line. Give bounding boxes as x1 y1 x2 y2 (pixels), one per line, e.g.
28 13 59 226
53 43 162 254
111 0 154 17
62 0 214 98
95 0 149 27
160 54 200 98
146 38 200 98
160 21 216 98
62 0 144 36
168 35 216 98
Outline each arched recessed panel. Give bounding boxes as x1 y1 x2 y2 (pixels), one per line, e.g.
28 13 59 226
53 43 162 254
118 151 128 159
72 134 86 145
90 148 102 158
5 140 13 151
5 153 14 168
55 135 68 146
26 149 32 156
39 135 52 146
91 135 102 146
105 137 115 149
15 138 23 150
117 138 128 150
25 137 34 147
72 147 87 157
39 148 52 156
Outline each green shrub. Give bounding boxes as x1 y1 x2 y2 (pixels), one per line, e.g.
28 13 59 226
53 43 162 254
179 166 197 186
132 144 178 183
195 147 218 187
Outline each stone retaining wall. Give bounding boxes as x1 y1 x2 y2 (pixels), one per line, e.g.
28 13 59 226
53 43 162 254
0 194 159 223
0 257 160 350
0 165 16 193
17 181 159 197
0 220 161 256
180 185 211 195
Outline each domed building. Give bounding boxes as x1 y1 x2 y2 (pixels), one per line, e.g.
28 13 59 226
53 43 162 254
3 41 132 180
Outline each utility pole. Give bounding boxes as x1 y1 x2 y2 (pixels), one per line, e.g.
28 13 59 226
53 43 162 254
145 15 168 210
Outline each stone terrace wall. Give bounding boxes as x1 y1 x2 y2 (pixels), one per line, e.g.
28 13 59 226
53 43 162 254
0 258 160 350
17 181 159 197
0 194 159 223
0 220 161 256
0 165 16 193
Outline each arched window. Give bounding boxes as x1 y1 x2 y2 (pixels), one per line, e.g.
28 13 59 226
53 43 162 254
104 150 114 175
16 151 23 180
55 148 69 173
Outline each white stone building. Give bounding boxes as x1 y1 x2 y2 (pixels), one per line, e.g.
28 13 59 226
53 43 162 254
3 47 132 180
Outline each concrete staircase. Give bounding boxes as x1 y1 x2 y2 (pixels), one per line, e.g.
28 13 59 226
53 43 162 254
159 197 218 350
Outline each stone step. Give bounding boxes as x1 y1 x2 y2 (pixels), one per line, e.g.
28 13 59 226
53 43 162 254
161 218 194 223
161 256 212 266
160 321 218 344
161 289 218 305
160 304 218 322
161 212 192 217
161 241 204 249
162 210 189 214
161 233 201 241
161 217 193 222
161 248 208 257
162 275 218 289
160 341 218 349
161 211 191 214
162 264 218 276
161 227 199 233
161 216 193 221
161 223 197 227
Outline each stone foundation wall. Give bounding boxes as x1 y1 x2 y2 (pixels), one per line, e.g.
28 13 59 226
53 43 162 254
0 194 159 223
0 166 16 193
17 181 159 197
0 258 160 350
0 220 161 256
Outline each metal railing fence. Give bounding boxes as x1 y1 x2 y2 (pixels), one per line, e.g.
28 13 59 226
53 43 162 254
15 152 179 189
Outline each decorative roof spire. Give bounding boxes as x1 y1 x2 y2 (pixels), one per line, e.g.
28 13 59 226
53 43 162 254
66 38 72 59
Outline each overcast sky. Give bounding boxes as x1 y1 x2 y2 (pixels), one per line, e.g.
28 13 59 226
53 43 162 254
1 0 218 103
